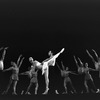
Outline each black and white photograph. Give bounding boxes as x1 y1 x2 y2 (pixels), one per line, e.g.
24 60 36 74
0 0 100 100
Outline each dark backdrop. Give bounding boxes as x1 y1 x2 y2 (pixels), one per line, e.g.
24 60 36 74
0 0 100 96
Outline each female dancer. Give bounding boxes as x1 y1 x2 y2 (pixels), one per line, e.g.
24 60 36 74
56 61 77 94
35 48 65 94
86 49 100 78
3 55 24 95
83 62 99 93
74 56 99 93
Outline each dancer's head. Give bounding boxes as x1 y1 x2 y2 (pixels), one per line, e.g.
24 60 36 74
85 63 88 68
48 51 53 57
29 57 34 63
11 61 17 67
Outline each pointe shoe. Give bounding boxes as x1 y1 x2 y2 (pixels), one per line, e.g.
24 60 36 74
55 90 59 94
42 91 48 95
42 88 49 95
96 89 100 93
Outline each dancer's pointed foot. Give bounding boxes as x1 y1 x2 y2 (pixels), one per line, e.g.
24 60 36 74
42 91 48 95
96 89 100 93
42 88 49 95
55 90 59 94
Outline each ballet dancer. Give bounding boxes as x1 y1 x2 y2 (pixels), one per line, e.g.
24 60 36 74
36 48 65 94
86 49 100 78
74 56 84 74
3 55 24 95
75 56 99 93
83 62 99 93
56 61 77 94
20 57 39 95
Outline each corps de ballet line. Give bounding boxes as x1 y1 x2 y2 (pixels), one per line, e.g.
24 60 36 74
0 47 100 95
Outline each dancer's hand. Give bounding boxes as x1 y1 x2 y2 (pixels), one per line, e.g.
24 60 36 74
60 48 65 53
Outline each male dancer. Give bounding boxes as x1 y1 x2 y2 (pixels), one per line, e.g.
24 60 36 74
20 57 39 95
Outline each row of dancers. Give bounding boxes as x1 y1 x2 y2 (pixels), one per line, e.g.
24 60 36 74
0 47 100 95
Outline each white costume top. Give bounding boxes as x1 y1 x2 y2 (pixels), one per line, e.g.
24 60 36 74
0 60 4 70
42 48 65 75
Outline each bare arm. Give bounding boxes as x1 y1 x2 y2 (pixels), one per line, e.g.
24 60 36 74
56 62 61 71
3 67 13 72
78 57 83 66
61 61 65 70
73 56 79 68
69 71 79 75
92 49 99 61
18 57 25 68
89 68 97 71
86 49 96 63
1 47 8 61
17 54 22 66
19 71 30 75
